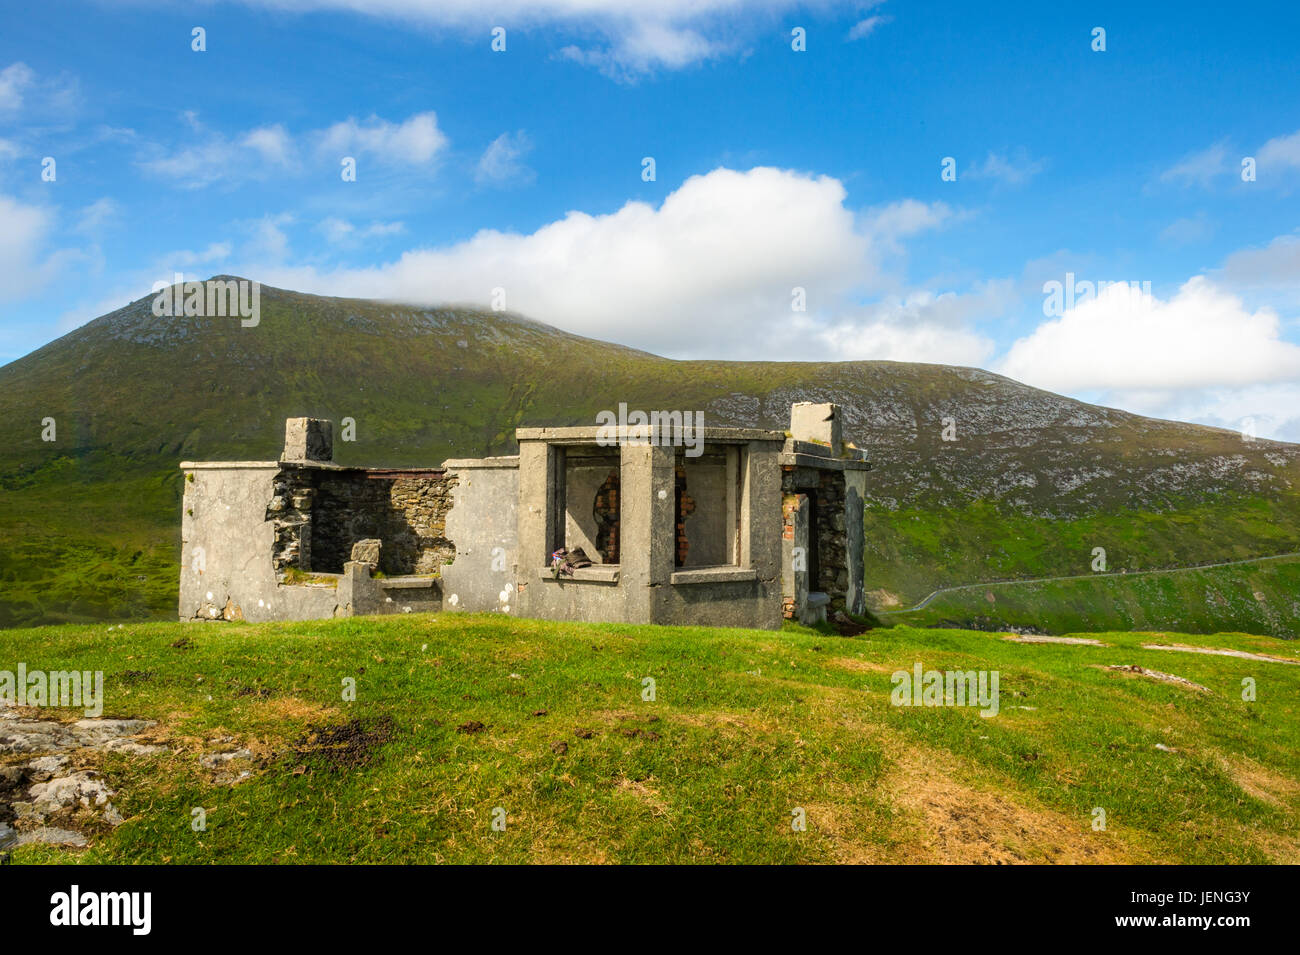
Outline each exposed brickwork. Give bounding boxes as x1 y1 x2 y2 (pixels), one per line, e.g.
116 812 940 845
593 470 620 564
674 465 696 567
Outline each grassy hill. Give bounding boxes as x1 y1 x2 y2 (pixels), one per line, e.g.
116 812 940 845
2 277 1299 629
882 554 1300 637
5 614 1298 864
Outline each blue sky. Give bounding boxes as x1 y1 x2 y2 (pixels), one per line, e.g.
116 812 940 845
2 0 1299 436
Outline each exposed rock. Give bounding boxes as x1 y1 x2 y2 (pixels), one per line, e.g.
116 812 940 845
200 748 252 768
17 826 88 847
22 771 115 817
1104 664 1210 693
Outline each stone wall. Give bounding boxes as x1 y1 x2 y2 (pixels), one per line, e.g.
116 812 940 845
781 465 850 610
815 469 849 601
268 466 457 576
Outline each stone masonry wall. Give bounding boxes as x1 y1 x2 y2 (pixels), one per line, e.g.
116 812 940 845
780 465 849 609
268 467 457 577
815 469 849 602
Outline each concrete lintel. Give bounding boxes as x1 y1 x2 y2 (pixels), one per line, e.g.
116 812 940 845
377 576 439 590
782 438 869 461
442 456 520 469
179 461 279 470
538 565 621 584
670 566 758 585
779 453 872 472
515 425 784 444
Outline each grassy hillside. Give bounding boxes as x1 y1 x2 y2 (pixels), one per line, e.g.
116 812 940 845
4 614 1297 864
881 555 1300 637
2 277 1299 629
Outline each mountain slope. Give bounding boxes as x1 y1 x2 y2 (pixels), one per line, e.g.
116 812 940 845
2 277 1298 629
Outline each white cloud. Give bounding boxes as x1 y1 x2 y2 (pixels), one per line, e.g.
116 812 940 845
317 112 446 164
318 217 405 244
0 62 34 111
965 150 1046 186
242 124 294 166
862 198 952 253
1159 141 1231 187
140 111 444 187
0 61 77 117
814 286 1004 365
245 214 294 263
200 1 864 77
847 10 891 42
475 131 534 185
138 116 290 187
248 166 963 359
75 198 121 235
1108 382 1300 444
1218 233 1300 291
1257 128 1300 175
161 242 233 270
0 195 81 302
999 276 1300 392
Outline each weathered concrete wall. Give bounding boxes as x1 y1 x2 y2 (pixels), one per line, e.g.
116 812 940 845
337 562 441 616
516 442 648 625
179 463 339 623
790 402 842 454
441 457 520 614
652 441 784 630
180 408 865 630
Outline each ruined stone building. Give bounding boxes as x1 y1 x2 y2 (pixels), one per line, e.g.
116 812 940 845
178 403 870 630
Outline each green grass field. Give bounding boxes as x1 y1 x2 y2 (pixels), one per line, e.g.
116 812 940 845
4 614 1297 864
880 555 1300 637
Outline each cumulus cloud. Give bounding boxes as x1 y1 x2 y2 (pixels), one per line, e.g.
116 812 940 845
247 166 965 359
243 124 294 166
996 276 1300 440
475 131 534 186
999 276 1300 392
316 112 446 164
1218 233 1300 291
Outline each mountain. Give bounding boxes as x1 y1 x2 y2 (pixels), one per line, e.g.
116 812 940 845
2 277 1298 629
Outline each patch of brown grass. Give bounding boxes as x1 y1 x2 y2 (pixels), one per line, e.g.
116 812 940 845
829 656 892 673
881 745 1141 865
